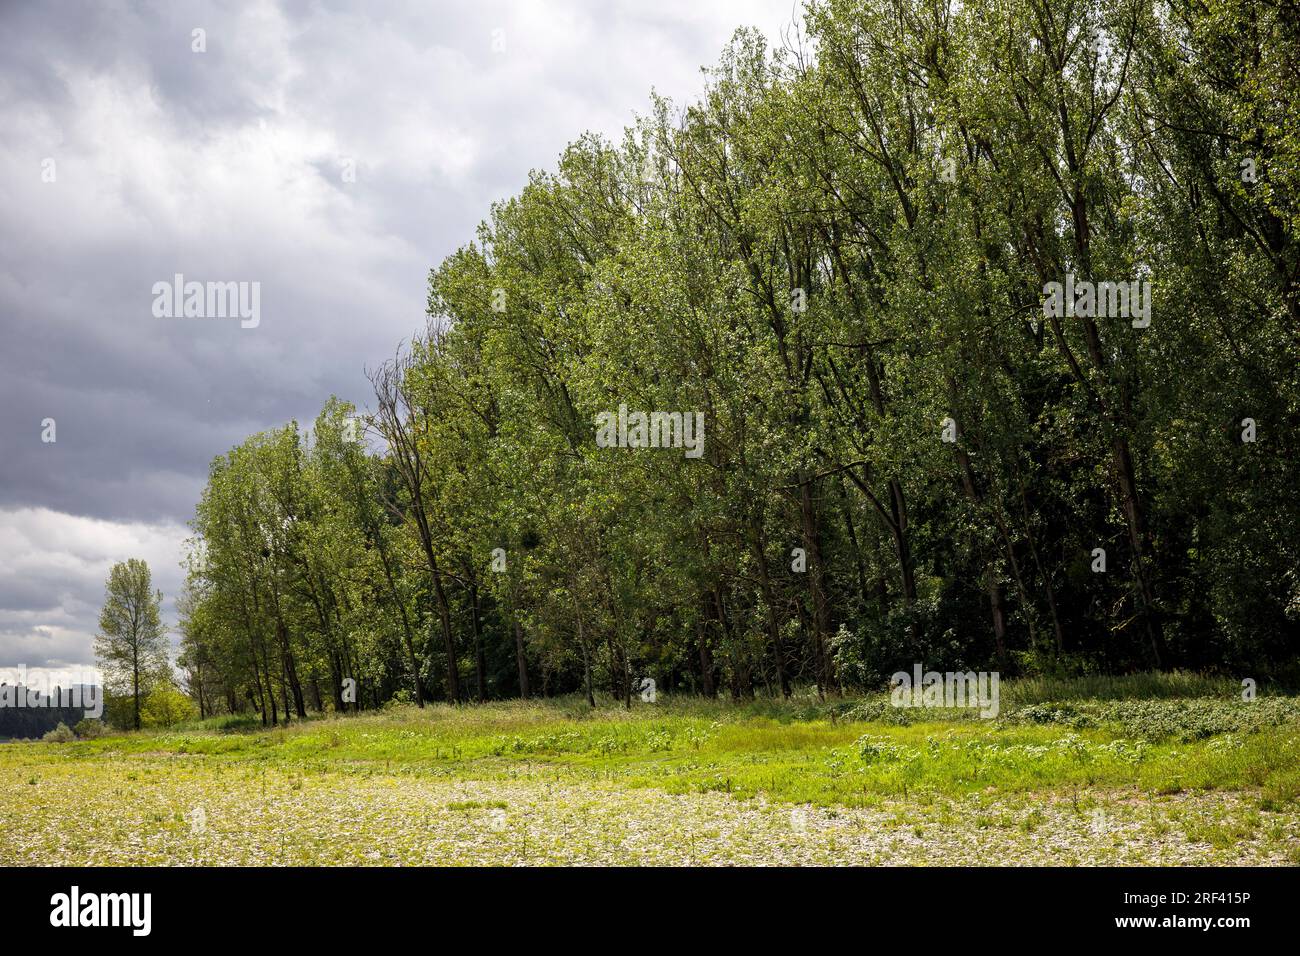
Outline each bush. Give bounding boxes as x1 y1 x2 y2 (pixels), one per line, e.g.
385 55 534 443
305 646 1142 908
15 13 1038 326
140 682 198 728
1000 696 1300 742
42 722 75 743
73 718 108 739
382 688 414 711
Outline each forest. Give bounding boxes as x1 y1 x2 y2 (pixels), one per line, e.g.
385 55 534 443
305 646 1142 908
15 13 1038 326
174 0 1298 724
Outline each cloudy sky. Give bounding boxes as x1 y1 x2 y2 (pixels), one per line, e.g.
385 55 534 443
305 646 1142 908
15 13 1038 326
0 0 797 678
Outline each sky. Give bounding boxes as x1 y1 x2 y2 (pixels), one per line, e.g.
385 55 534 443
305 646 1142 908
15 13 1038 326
0 0 800 678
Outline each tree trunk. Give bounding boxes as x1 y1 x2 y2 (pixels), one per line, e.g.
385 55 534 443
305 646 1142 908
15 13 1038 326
750 518 791 698
513 618 530 699
469 582 487 703
799 477 836 696
696 612 716 698
426 548 461 702
577 616 595 708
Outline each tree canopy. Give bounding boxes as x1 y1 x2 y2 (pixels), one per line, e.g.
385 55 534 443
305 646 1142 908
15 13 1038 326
180 0 1298 721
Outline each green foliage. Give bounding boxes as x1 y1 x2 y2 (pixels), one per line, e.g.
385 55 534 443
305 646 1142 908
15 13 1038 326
41 723 75 743
1005 697 1300 742
140 681 199 729
72 718 107 739
179 0 1298 721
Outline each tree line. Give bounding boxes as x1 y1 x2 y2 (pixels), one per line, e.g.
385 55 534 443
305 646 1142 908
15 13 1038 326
178 0 1299 722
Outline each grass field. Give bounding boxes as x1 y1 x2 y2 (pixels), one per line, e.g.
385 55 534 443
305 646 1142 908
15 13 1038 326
4 674 1299 866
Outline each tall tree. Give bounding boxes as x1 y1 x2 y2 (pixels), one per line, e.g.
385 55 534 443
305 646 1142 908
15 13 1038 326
94 559 169 730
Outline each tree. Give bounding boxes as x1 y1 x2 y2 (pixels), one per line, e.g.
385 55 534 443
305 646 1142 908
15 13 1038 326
94 559 169 730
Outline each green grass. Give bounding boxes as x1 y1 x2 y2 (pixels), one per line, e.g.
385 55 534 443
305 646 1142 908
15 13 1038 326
30 678 1300 806
998 671 1247 706
4 674 1298 865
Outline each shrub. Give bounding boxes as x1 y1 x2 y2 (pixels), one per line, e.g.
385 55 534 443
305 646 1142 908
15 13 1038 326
140 682 199 728
1001 696 1300 741
42 722 75 743
73 718 107 739
856 734 914 764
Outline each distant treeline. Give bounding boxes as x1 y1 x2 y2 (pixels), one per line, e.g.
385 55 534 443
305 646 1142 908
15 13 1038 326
178 0 1298 722
0 685 96 739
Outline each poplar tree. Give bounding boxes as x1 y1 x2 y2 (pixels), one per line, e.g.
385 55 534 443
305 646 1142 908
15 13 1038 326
95 559 169 730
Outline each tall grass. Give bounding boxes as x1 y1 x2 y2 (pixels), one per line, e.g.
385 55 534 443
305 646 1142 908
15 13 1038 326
999 671 1243 707
90 671 1262 743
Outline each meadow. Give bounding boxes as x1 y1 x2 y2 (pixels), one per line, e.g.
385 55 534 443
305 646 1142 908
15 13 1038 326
3 674 1299 866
